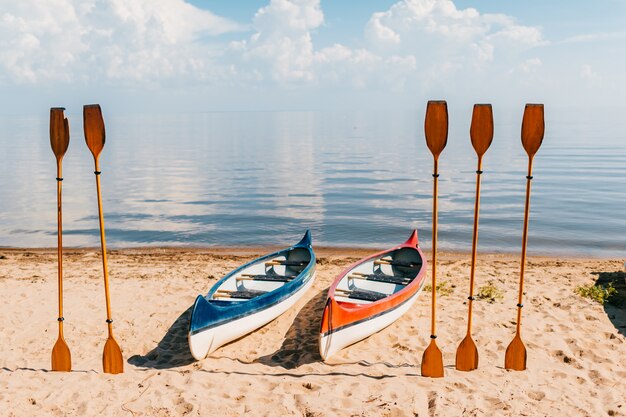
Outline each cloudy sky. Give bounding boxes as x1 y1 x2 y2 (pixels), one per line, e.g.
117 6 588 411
1 0 625 114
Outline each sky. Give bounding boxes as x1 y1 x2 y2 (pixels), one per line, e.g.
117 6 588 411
1 0 625 114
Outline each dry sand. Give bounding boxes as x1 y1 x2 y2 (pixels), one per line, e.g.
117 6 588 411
0 247 624 416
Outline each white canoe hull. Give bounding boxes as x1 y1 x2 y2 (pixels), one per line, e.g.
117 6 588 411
189 272 316 360
319 281 423 361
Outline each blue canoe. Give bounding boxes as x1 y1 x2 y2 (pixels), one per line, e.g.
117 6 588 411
188 231 316 360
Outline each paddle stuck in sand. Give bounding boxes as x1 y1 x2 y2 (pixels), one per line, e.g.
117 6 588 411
455 104 494 371
505 104 545 371
421 100 448 378
50 108 72 372
84 104 124 374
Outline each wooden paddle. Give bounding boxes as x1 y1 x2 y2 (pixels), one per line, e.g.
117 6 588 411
50 108 71 372
504 104 545 371
421 100 448 378
83 104 124 374
455 104 494 371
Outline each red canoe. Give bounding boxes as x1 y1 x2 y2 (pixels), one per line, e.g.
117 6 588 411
319 230 427 360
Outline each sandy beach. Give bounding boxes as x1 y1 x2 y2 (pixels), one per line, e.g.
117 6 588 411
0 247 624 416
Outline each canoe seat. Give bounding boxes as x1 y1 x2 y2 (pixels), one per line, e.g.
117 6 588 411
283 261 307 266
216 289 267 299
266 260 308 267
349 273 410 285
241 274 296 282
338 288 387 302
376 259 421 268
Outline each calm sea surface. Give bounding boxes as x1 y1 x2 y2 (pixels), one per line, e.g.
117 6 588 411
0 107 624 257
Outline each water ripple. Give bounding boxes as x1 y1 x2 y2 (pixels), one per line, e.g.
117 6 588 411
0 109 624 257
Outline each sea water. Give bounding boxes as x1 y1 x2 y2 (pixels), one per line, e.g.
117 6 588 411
0 107 624 257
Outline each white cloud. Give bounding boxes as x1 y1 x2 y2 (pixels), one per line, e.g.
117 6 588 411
521 57 542 73
253 0 323 34
364 0 542 67
230 0 324 83
365 1 487 45
580 64 600 83
558 31 626 44
317 0 543 94
366 12 400 44
0 0 557 107
0 0 244 84
228 0 543 93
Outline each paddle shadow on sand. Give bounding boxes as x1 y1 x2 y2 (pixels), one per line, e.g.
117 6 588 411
256 289 328 369
592 270 626 337
128 305 196 369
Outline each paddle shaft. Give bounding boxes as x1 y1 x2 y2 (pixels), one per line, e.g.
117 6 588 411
430 158 440 338
514 158 534 334
421 100 447 377
465 156 483 335
56 161 65 337
94 159 114 335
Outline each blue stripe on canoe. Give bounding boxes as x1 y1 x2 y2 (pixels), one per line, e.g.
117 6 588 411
189 231 315 336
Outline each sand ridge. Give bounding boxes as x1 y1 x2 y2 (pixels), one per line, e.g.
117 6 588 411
0 248 624 416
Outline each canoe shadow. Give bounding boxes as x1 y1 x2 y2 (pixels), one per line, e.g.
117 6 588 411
256 289 328 369
593 270 626 337
127 305 196 369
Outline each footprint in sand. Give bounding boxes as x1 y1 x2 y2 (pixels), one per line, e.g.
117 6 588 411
392 342 410 352
587 369 608 386
553 349 583 369
302 382 320 392
453 382 468 390
527 391 546 401
558 324 570 332
427 391 438 413
484 396 508 411
175 397 193 415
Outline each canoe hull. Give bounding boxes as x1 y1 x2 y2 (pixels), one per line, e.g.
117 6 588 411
189 231 316 360
318 230 426 361
319 278 424 360
189 271 315 360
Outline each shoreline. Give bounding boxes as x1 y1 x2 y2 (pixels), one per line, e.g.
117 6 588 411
0 245 621 262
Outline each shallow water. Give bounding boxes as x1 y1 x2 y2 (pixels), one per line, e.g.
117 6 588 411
0 107 624 257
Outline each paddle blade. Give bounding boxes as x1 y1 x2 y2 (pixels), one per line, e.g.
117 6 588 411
50 108 70 161
455 334 479 371
504 333 527 371
470 104 494 157
51 337 71 372
83 104 106 159
421 339 444 378
424 100 448 159
521 104 544 158
103 336 124 374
